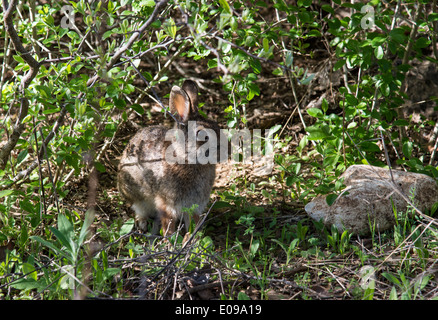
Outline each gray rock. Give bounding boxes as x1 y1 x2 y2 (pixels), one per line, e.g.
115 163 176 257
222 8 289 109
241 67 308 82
305 165 438 234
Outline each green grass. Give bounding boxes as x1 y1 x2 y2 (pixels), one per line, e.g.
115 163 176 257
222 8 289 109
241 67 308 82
1 186 438 300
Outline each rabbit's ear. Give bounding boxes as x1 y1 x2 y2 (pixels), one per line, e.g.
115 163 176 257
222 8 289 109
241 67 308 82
170 86 190 122
182 80 198 112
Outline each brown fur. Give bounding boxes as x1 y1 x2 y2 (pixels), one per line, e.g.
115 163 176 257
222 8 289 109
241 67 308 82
118 80 220 236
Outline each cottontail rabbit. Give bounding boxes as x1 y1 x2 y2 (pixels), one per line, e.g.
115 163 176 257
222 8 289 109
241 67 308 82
118 80 221 236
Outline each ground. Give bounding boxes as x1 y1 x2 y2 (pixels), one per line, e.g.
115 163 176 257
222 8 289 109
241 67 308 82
2 1 438 300
56 52 438 299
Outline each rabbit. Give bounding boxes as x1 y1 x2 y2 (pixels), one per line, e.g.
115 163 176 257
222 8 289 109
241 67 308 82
117 80 221 236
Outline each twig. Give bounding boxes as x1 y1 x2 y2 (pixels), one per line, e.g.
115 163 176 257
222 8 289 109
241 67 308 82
0 0 41 170
32 118 47 220
186 280 236 295
367 0 402 132
397 3 424 141
428 122 438 165
433 0 438 61
131 41 190 123
9 106 68 185
126 57 179 123
107 0 170 68
275 8 315 147
141 202 216 299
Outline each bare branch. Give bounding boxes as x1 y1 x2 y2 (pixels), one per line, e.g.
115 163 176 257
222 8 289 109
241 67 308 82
106 0 170 69
0 0 41 170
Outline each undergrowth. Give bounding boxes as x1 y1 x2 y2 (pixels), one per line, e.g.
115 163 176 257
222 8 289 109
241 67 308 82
1 0 438 300
1 185 438 300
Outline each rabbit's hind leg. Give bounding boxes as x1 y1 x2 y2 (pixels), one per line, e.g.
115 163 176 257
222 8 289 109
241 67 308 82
131 200 157 234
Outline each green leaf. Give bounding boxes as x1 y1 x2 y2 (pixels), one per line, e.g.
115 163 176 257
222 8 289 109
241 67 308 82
415 37 430 49
22 263 38 281
307 108 323 118
393 119 409 126
30 235 64 257
13 55 24 64
250 240 260 257
429 13 438 22
102 268 121 281
263 38 270 52
269 124 282 135
414 274 430 291
10 278 48 292
300 73 315 85
345 94 358 106
247 83 260 100
389 286 398 300
212 201 233 209
20 200 36 214
285 51 293 67
50 226 74 254
130 103 144 114
333 59 346 71
219 0 232 14
286 176 296 187
120 218 135 236
164 17 177 39
402 141 413 158
306 125 330 140
249 58 262 74
42 107 61 115
207 59 218 70
0 190 14 198
374 46 384 59
57 214 74 242
245 35 256 47
360 141 380 152
296 136 308 155
237 292 251 300
389 28 406 44
141 0 155 7
79 209 95 246
321 4 335 14
326 194 338 206
16 149 28 165
94 161 106 173
108 0 115 13
382 272 401 286
272 67 284 76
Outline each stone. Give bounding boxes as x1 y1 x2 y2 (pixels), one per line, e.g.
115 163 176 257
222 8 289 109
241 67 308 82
305 165 438 235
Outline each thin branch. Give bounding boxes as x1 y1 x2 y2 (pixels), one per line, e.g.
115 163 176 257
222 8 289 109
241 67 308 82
9 106 68 185
397 3 424 141
106 0 170 69
0 0 41 170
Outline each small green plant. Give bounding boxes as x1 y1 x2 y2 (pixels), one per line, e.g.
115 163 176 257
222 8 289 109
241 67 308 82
182 204 200 234
237 238 272 299
23 210 95 298
382 270 431 300
236 213 256 236
272 238 299 266
325 225 352 255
